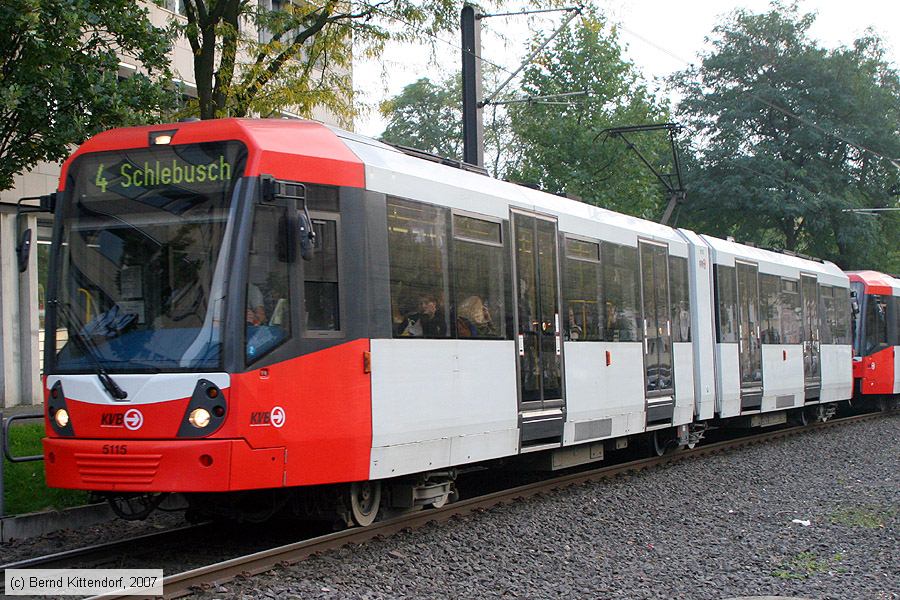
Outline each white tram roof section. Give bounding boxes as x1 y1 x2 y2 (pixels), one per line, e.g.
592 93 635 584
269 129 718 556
699 234 848 288
885 275 900 296
332 128 688 257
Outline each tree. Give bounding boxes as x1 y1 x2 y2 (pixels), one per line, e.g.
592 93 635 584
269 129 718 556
380 75 463 159
378 69 517 177
671 2 900 270
177 0 540 123
378 14 671 209
506 15 671 219
0 0 174 192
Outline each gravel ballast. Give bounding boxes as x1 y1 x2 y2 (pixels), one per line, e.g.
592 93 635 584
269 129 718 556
194 414 899 600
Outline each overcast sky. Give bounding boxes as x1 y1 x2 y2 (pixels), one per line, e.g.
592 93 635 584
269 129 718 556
351 0 900 136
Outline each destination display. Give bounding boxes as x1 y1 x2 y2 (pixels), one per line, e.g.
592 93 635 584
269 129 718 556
97 155 233 191
75 141 246 196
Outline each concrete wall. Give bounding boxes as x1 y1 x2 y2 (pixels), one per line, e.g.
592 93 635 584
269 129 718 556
0 1 351 407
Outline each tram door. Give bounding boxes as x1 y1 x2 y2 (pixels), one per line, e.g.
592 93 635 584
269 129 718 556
800 274 821 399
638 241 674 425
736 262 763 409
513 211 564 446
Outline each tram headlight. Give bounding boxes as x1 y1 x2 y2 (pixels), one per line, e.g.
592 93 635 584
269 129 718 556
188 407 211 429
53 408 69 428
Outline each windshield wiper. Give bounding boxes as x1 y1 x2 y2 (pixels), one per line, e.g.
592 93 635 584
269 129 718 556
55 301 128 401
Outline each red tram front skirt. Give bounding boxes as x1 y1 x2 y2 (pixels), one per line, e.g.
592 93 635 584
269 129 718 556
43 438 285 492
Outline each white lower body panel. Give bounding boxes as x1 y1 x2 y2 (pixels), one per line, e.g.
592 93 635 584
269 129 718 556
562 342 645 446
761 345 804 411
369 339 519 480
716 344 741 418
673 342 694 425
820 344 852 403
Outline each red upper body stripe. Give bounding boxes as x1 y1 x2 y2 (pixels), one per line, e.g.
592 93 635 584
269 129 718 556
58 118 365 190
847 271 899 296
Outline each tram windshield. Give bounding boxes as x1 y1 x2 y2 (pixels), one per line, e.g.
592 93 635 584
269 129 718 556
50 142 247 373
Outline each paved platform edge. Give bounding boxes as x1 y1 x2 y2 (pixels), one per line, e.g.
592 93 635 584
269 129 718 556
1 502 113 543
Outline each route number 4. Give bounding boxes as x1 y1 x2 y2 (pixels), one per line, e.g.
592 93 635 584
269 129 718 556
95 163 108 192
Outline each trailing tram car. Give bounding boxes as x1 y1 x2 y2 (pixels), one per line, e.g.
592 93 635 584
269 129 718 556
37 119 854 525
847 271 900 407
696 236 853 427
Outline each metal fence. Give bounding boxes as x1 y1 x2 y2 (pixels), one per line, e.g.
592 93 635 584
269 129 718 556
0 411 44 517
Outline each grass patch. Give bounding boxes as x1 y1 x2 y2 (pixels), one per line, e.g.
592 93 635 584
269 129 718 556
772 551 833 580
830 506 893 529
3 422 89 516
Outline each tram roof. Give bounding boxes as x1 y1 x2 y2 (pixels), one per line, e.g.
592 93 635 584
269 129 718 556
700 234 847 286
59 118 365 190
847 270 900 296
330 125 689 253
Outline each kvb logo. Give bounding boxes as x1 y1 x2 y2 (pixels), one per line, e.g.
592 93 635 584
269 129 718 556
123 408 144 431
250 406 286 428
101 409 144 430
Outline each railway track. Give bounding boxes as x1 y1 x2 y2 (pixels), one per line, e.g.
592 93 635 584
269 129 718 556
77 409 890 600
0 523 211 594
0 526 209 575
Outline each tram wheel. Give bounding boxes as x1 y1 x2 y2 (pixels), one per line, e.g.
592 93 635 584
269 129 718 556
349 481 381 527
795 407 810 426
651 429 676 457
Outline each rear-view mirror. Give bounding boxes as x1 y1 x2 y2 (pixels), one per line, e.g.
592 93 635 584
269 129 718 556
298 213 317 261
16 228 32 273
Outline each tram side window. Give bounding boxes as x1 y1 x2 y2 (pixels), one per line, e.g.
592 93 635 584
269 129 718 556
452 214 508 339
246 205 291 362
819 285 835 345
863 295 888 354
307 184 339 212
759 274 782 343
715 265 737 343
780 279 802 344
833 287 852 345
387 197 452 338
669 256 690 342
563 237 603 341
602 242 639 342
304 217 340 332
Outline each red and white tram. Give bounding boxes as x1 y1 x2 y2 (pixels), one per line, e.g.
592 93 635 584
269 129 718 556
38 119 855 524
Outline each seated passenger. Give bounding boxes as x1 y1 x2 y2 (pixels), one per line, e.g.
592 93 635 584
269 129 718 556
457 295 497 338
246 282 267 325
399 294 447 337
567 306 583 341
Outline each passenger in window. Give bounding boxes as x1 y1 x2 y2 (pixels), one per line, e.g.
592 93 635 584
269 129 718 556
398 293 447 338
606 302 635 342
246 282 266 325
677 301 691 341
457 295 497 338
566 307 583 341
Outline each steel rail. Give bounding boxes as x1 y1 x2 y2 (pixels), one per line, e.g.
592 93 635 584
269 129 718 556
84 410 892 600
